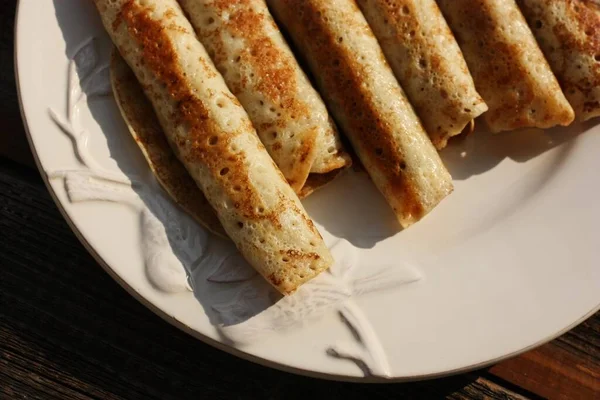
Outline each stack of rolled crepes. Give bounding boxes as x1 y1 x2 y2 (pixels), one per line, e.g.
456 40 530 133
267 0 454 227
95 0 598 293
178 0 352 197
94 0 334 295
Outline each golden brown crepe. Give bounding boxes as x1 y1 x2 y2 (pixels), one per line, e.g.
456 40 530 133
178 0 351 195
94 0 333 295
517 0 600 121
437 0 575 133
268 0 453 228
110 51 227 238
356 0 488 149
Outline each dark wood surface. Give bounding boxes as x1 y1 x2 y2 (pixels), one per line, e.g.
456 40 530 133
1 2 599 399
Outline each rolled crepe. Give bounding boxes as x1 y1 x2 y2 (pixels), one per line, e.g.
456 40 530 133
355 0 488 149
517 0 600 121
268 0 453 228
178 0 351 196
437 0 575 133
94 0 333 294
110 51 227 238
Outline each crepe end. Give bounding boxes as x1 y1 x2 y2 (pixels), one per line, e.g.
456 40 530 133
266 250 334 296
397 181 454 229
298 163 350 199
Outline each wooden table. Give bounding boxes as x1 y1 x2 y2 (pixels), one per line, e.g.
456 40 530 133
1 2 598 399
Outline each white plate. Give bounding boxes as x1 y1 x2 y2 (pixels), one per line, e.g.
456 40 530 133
15 0 600 381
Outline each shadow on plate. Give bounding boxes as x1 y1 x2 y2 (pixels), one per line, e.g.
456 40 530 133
303 171 401 249
442 118 595 180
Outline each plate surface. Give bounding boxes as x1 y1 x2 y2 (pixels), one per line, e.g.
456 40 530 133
15 0 600 381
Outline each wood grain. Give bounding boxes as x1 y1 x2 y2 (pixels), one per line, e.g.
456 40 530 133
0 1 34 168
490 326 600 399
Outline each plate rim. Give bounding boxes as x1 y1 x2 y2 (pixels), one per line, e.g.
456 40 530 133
13 0 600 382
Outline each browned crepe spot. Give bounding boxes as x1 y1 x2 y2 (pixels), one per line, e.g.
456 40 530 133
110 50 228 238
182 0 351 192
280 0 425 222
517 0 600 121
438 0 574 132
117 2 281 227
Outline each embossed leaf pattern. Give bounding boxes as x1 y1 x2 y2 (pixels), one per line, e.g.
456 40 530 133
214 278 349 342
213 240 356 337
351 263 422 296
70 38 98 121
49 36 196 294
214 240 420 332
83 65 112 100
138 193 211 293
64 172 139 206
207 253 257 283
328 238 358 282
72 37 99 82
214 239 422 377
50 35 129 177
326 302 391 377
71 38 111 107
211 283 268 326
141 208 193 293
148 194 208 267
